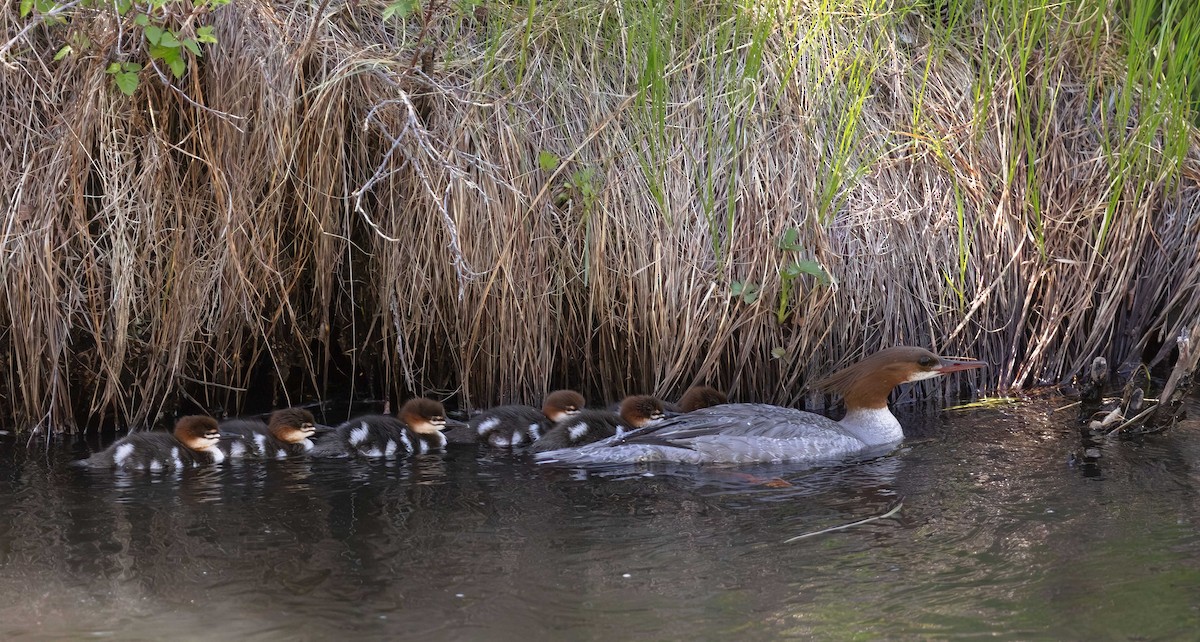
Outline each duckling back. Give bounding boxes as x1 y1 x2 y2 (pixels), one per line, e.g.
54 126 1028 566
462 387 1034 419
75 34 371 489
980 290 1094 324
530 410 623 453
220 419 311 460
468 405 549 447
311 415 446 459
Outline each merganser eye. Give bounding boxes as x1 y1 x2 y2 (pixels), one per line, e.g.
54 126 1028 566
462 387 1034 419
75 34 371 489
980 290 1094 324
918 356 937 368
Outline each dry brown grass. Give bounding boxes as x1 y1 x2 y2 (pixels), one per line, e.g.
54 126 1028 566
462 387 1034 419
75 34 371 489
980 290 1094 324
1 0 1197 433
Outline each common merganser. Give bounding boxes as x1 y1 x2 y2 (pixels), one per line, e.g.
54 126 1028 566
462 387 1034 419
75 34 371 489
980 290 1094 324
677 385 728 413
530 395 671 452
221 408 318 459
311 397 464 458
75 415 229 471
468 389 585 447
534 347 985 465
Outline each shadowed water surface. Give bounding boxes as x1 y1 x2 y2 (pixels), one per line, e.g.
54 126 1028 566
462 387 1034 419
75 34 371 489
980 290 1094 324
2 399 1199 640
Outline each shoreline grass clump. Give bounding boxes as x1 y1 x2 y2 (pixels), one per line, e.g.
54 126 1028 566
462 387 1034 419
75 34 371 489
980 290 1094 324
1 0 1198 434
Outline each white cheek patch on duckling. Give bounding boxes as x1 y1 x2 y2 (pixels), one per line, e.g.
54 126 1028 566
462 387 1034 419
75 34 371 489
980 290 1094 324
476 417 499 436
113 443 135 468
349 423 370 446
567 423 589 442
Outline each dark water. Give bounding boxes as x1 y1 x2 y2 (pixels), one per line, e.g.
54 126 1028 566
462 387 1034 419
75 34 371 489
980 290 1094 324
2 399 1200 641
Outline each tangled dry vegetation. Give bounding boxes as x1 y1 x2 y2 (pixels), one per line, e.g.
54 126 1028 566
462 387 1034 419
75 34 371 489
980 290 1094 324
1 0 1198 432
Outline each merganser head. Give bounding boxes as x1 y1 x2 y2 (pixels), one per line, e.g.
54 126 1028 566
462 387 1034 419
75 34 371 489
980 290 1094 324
618 395 668 428
268 408 318 444
815 346 986 410
400 397 454 435
543 389 585 422
678 385 728 413
173 416 223 452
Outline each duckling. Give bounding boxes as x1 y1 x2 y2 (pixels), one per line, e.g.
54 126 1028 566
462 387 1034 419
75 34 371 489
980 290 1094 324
75 415 228 471
530 395 670 452
469 389 585 447
221 408 318 459
677 385 728 413
311 397 463 458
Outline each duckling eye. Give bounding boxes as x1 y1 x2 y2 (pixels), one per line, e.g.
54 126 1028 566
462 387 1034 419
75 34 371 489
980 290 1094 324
918 356 937 368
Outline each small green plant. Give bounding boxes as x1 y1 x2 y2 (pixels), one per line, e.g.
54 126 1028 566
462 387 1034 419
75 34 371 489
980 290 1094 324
551 164 602 212
19 0 228 96
382 0 420 21
773 227 832 324
731 280 760 305
105 62 143 96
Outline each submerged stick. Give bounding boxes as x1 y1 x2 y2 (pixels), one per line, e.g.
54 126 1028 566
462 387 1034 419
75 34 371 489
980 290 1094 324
783 497 904 543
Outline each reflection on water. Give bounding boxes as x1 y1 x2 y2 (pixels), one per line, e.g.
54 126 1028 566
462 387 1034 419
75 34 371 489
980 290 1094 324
1 399 1199 640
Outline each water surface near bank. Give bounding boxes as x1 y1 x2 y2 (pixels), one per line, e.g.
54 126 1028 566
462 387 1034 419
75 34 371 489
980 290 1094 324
1 399 1199 640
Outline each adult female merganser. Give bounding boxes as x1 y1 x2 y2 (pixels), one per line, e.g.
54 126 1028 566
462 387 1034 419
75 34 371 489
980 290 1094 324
221 408 318 459
530 395 671 452
75 415 229 471
535 347 985 465
311 397 463 458
677 385 728 413
469 389 585 447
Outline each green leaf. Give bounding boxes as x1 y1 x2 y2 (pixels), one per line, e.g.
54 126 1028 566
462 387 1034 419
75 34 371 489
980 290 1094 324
777 227 802 251
771 347 787 359
149 44 174 61
183 38 202 57
793 260 832 285
196 26 217 44
159 31 180 48
114 71 139 96
53 45 72 61
106 62 121 74
382 0 418 21
135 13 150 26
168 56 186 78
538 151 559 171
732 281 759 304
19 0 33 18
125 62 142 72
145 25 164 45
115 0 132 15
